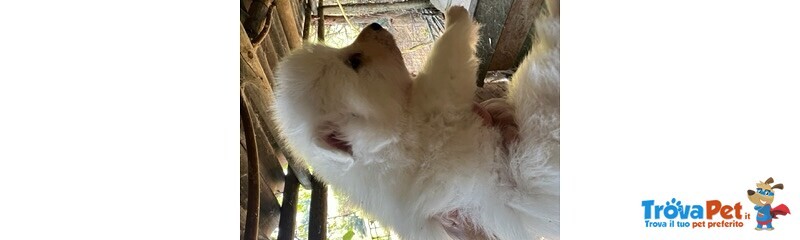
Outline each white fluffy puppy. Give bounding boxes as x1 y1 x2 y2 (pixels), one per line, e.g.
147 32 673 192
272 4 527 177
273 3 559 239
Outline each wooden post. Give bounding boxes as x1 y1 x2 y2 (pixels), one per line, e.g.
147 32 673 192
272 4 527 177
276 0 303 49
254 122 285 195
308 175 328 240
473 0 514 87
260 35 280 71
281 152 312 188
318 0 433 16
303 0 312 40
258 169 282 236
245 0 273 36
277 167 301 240
487 0 545 71
290 0 304 34
317 0 324 42
269 12 291 58
241 22 313 190
241 96 260 240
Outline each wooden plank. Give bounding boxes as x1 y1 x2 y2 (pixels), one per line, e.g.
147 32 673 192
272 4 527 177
255 46 276 89
276 167 301 240
318 0 433 16
241 22 313 190
289 0 303 36
308 175 328 240
241 96 261 240
254 119 285 196
269 12 291 58
279 151 312 189
260 34 280 71
276 0 303 49
241 139 282 239
240 144 248 207
243 0 253 11
243 79 312 190
240 167 282 240
303 0 312 40
258 170 282 237
242 97 281 238
240 7 249 24
240 206 247 238
317 0 324 42
250 2 275 48
487 0 544 71
243 81 312 190
473 0 514 87
245 0 274 36
241 156 282 239
241 21 267 76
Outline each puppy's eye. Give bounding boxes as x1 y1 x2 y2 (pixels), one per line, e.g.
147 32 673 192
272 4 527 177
346 53 362 70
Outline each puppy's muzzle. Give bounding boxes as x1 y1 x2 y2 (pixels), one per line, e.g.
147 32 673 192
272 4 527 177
368 22 383 31
355 23 395 45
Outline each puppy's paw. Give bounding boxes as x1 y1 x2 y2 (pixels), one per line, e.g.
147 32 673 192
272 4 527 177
479 98 519 151
445 5 470 27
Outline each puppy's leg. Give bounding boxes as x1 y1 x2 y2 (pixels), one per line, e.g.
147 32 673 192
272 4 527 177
413 6 480 113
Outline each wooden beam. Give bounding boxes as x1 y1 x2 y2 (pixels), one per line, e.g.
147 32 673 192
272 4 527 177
487 0 544 71
241 39 282 240
254 120 285 195
260 34 280 71
290 0 304 36
317 0 324 42
240 141 249 209
240 7 249 24
473 0 514 87
241 96 261 240
245 0 274 36
241 22 313 190
258 169 282 237
250 3 276 47
277 167 301 240
255 46 275 89
319 0 433 16
243 0 253 11
243 78 312 191
242 77 312 191
240 206 247 237
269 12 291 58
308 175 328 240
303 0 312 40
276 0 303 49
278 151 312 188
240 147 283 239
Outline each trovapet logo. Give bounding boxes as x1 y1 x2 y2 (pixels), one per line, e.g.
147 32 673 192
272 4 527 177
745 177 791 231
641 177 792 230
641 198 746 229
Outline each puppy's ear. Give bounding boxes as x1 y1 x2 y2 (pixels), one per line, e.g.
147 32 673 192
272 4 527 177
765 177 775 184
772 183 784 190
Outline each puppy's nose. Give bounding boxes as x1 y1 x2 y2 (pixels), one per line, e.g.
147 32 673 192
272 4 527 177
747 190 755 196
368 23 383 31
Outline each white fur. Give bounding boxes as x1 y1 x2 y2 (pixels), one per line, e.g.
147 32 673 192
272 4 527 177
273 5 559 240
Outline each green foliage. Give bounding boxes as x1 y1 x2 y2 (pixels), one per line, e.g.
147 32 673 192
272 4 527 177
342 229 355 240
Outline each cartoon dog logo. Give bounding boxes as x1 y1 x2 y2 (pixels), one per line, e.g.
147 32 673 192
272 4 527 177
747 177 791 231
